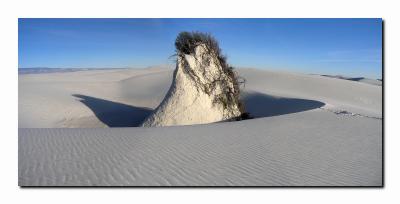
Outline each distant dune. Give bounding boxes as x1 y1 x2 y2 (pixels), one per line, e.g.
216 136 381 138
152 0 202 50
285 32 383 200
18 68 127 75
18 67 382 186
320 74 382 86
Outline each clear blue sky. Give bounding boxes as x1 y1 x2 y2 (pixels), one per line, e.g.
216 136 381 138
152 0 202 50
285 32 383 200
19 18 382 78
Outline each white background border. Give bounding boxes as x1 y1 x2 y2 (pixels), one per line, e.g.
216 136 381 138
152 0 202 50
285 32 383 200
1 0 398 203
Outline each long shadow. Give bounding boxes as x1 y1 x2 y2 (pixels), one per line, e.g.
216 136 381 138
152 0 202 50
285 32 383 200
73 94 152 127
241 92 325 118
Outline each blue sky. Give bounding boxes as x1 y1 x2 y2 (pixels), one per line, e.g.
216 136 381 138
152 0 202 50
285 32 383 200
18 18 382 78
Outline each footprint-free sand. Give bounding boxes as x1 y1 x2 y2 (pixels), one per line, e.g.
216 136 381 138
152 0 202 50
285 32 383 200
18 67 382 186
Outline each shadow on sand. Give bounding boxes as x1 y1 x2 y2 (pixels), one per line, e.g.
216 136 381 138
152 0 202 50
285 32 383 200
241 92 325 118
73 94 152 127
73 92 324 127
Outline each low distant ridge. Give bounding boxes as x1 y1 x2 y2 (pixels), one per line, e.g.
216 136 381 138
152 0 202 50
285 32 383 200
321 74 382 86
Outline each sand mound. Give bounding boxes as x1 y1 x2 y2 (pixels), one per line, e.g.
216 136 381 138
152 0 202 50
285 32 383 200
142 32 243 127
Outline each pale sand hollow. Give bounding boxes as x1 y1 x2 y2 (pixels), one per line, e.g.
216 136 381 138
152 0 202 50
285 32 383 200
18 67 382 186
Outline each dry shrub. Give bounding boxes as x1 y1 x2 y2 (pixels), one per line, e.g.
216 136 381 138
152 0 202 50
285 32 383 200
175 31 251 120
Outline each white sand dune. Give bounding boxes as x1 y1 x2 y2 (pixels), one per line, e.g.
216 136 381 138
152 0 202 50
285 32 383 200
18 67 382 186
19 68 172 128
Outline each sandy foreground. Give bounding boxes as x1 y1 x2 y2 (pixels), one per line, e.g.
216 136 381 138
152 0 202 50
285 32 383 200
18 67 382 186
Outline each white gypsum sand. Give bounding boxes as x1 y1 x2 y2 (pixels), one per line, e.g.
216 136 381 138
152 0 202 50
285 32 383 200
18 67 382 186
143 44 242 127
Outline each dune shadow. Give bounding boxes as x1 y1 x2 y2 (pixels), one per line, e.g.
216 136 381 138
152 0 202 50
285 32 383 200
73 94 152 127
241 92 325 118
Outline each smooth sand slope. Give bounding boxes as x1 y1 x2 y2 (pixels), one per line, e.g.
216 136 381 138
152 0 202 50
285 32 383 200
19 67 382 186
